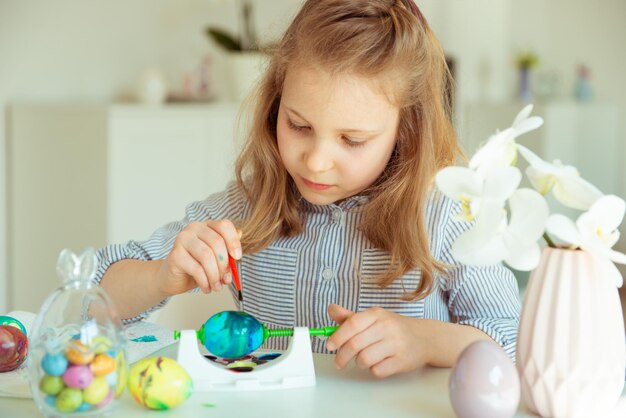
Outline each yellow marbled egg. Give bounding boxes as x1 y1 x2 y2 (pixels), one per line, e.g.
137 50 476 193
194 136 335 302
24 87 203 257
127 357 193 410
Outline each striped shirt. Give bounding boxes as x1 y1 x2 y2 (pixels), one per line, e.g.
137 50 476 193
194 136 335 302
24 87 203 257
95 182 520 359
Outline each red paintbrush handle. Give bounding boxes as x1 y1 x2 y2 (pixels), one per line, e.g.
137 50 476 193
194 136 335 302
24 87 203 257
228 255 242 292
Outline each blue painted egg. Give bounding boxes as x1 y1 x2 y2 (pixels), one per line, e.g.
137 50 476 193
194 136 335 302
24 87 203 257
202 311 264 359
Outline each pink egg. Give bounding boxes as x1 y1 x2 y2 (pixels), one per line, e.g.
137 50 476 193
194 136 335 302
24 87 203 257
62 365 93 389
449 340 520 418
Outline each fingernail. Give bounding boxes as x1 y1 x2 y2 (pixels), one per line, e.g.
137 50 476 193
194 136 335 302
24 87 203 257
326 341 335 351
215 282 222 291
234 248 242 259
223 272 232 284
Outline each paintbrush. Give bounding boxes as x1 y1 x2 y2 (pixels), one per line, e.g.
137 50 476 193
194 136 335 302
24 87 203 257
228 254 243 302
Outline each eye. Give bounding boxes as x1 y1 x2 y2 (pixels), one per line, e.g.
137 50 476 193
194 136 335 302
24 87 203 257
287 119 310 132
342 136 366 148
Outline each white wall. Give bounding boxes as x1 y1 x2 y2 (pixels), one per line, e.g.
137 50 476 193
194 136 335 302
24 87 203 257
1 0 625 312
0 0 299 313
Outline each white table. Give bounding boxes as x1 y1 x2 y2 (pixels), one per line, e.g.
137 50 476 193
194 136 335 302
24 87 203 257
1 344 624 418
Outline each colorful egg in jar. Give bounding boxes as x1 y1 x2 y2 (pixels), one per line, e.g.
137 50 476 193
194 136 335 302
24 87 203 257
27 248 127 417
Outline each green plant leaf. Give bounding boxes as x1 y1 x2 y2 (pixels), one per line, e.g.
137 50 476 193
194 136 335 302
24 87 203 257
205 27 242 52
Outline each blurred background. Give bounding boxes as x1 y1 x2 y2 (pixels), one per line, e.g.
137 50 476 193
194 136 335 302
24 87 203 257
1 0 625 327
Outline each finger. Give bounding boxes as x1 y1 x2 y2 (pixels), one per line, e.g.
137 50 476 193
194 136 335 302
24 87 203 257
333 325 383 370
172 246 210 293
369 355 403 379
328 303 353 324
326 308 375 352
207 219 242 259
195 225 231 286
354 338 394 371
184 237 222 292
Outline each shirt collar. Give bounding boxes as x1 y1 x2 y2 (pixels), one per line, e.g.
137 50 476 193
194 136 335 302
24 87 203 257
299 194 370 213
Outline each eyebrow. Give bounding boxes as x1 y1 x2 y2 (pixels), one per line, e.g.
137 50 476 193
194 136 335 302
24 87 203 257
285 106 383 135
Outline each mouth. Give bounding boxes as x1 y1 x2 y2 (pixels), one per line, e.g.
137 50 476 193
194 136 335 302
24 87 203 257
301 177 332 191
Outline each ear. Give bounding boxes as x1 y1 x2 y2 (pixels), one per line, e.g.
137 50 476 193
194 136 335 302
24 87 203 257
328 304 354 324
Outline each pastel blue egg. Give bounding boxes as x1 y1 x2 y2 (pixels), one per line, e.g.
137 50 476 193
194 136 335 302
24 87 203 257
44 395 56 407
203 311 264 359
76 402 92 412
41 353 68 376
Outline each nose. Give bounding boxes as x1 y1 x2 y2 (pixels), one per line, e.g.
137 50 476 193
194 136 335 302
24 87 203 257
304 139 334 173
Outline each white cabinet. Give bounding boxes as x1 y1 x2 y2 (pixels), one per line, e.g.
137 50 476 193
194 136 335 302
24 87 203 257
7 103 241 313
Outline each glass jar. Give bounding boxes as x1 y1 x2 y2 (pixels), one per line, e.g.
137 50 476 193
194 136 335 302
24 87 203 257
27 248 127 417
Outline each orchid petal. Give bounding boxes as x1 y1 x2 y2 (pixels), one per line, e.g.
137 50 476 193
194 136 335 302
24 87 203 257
482 167 522 200
452 230 507 267
546 214 582 247
525 166 554 195
580 240 626 264
469 129 516 175
517 145 556 173
512 104 534 126
587 195 625 233
512 105 544 136
452 199 508 266
502 237 541 271
506 188 549 241
435 167 482 201
603 230 621 248
513 116 544 137
552 175 603 210
606 248 626 265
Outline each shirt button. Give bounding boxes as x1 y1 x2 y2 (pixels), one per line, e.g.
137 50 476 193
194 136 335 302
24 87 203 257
332 209 343 223
322 268 334 281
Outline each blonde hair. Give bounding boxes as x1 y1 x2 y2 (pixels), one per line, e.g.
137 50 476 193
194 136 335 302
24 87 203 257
235 0 461 300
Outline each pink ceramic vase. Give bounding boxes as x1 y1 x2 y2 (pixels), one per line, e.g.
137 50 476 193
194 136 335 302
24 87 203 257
517 247 625 417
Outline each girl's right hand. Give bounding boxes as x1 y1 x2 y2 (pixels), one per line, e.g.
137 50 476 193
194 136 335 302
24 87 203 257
157 220 242 296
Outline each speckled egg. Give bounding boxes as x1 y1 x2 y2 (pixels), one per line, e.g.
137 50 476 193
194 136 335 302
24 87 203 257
83 377 110 405
449 340 520 418
39 375 64 395
41 352 68 376
65 341 95 365
90 353 116 376
55 387 83 412
127 356 193 410
62 365 93 389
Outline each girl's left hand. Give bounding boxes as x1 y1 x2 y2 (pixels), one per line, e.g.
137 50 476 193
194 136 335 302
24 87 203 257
326 304 430 378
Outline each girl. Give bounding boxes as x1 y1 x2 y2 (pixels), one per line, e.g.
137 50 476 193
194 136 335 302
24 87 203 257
97 0 520 378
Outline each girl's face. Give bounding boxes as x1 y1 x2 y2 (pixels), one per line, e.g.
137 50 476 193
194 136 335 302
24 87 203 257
277 66 400 206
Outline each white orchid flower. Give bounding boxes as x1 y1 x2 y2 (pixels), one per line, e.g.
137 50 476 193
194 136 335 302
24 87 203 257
469 104 544 177
452 188 549 271
517 145 603 210
436 166 522 222
546 195 626 286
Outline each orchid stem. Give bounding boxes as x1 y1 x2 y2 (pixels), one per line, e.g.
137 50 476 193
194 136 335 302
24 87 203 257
543 232 556 248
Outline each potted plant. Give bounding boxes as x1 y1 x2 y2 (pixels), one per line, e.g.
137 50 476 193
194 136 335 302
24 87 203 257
206 0 267 101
